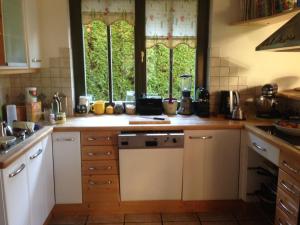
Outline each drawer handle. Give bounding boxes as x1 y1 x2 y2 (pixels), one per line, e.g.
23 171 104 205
29 149 43 160
282 161 299 174
87 137 96 141
279 200 295 216
252 142 266 152
189 136 213 140
32 58 42 63
88 166 112 171
88 180 112 186
9 164 26 178
87 151 112 157
280 180 300 197
56 138 75 142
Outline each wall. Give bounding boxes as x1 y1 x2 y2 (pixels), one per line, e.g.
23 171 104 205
208 0 300 113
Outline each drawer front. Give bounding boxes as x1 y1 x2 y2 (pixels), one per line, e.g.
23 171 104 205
81 131 117 146
280 152 300 182
83 175 119 203
277 188 299 224
82 160 118 175
278 169 300 200
275 208 297 225
248 132 280 166
82 146 118 161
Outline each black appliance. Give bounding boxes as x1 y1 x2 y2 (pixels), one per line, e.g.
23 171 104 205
219 90 240 116
136 96 163 115
256 125 300 150
194 87 209 117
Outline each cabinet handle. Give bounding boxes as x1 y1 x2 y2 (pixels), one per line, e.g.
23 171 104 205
282 161 299 174
279 200 295 216
252 142 266 152
88 166 112 171
9 164 26 178
32 58 42 63
87 137 96 141
189 136 213 140
55 138 75 142
87 151 112 157
87 137 112 141
29 149 43 160
88 180 112 186
280 180 300 197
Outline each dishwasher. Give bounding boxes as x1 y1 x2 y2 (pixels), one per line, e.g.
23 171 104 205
118 131 184 201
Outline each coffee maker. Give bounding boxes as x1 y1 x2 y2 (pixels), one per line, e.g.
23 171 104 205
178 74 193 115
194 87 210 117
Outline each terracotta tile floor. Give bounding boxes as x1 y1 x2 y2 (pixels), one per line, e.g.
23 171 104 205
49 210 273 225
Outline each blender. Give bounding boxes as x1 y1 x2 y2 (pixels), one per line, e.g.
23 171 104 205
178 74 193 115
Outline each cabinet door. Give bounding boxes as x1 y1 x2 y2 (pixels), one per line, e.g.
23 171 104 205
24 0 41 68
42 134 55 217
2 156 30 225
183 130 240 200
26 141 45 225
52 132 82 204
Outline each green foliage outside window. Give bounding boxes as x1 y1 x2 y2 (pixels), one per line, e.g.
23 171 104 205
84 20 196 101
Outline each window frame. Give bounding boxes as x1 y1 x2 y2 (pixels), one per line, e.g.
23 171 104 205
69 0 210 107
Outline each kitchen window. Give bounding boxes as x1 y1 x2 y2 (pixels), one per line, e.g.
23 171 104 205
69 0 209 105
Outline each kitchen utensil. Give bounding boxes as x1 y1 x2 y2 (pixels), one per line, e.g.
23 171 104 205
91 101 105 115
128 116 171 124
219 90 240 116
6 105 17 126
163 98 178 115
25 87 37 103
194 87 210 117
231 106 246 120
178 74 193 115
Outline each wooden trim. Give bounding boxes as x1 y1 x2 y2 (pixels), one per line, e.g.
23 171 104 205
0 68 39 75
52 200 243 215
69 0 86 107
43 207 54 225
196 0 210 90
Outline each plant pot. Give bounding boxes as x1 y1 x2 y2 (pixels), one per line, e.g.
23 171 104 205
163 98 178 115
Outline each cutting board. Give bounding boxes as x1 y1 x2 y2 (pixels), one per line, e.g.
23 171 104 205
129 116 171 124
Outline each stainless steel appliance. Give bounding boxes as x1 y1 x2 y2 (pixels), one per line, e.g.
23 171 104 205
219 90 240 117
256 125 300 150
178 74 193 115
118 131 184 201
256 84 280 118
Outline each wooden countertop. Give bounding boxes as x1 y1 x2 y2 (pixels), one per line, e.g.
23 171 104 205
53 115 272 131
0 126 53 169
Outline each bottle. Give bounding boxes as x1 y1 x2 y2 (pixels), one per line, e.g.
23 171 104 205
52 94 60 115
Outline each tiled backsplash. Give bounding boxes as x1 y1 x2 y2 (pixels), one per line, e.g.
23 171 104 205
0 48 74 116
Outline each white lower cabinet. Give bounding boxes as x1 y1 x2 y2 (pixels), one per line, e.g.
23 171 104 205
52 132 82 204
183 130 241 200
0 134 54 225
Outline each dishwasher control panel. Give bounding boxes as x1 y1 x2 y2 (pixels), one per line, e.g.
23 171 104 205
118 131 184 149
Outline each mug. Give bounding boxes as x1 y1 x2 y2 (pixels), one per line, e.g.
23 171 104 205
91 101 105 115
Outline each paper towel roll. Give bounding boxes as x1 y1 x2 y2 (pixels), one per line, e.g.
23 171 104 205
6 105 17 126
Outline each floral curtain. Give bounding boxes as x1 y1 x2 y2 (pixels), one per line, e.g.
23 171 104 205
146 0 198 49
81 0 135 26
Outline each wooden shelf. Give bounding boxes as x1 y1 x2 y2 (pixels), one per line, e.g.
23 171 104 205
231 7 300 26
278 89 300 101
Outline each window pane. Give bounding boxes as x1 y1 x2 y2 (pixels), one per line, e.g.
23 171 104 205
173 44 196 99
83 21 109 101
146 44 169 98
111 21 135 101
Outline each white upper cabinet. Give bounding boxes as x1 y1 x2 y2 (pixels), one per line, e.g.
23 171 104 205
183 130 241 201
24 0 41 68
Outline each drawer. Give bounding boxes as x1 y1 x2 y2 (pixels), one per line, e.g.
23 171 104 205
82 146 118 161
276 188 299 224
82 175 119 203
82 160 119 175
275 207 297 225
278 169 300 200
81 131 117 146
280 152 300 182
248 132 280 166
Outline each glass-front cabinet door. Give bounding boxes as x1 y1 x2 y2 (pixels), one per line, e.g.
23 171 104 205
2 0 27 67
